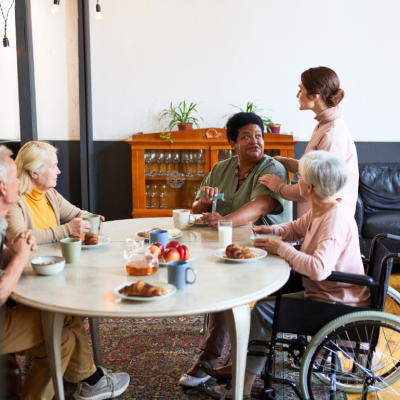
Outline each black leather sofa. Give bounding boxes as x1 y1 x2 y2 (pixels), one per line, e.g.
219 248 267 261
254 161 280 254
355 163 400 257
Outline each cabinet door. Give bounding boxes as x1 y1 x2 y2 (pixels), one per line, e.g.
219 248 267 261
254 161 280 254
144 149 208 210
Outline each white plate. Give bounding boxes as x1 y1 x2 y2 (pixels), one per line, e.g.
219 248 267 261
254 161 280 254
135 229 183 241
158 254 195 266
250 234 279 245
214 247 268 263
114 282 177 301
82 236 111 249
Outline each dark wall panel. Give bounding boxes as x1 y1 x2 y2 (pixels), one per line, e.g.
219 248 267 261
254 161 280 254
92 141 133 221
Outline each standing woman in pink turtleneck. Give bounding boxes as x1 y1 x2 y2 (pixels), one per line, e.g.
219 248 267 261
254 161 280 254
260 67 359 217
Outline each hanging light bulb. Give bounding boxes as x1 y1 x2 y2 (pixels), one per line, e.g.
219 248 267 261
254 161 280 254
95 3 103 21
3 37 11 58
51 0 60 15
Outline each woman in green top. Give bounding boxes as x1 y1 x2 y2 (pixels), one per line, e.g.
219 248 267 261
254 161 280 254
179 112 292 388
193 112 292 229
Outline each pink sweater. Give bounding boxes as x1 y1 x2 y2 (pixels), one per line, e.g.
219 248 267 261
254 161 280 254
271 107 359 217
274 202 370 306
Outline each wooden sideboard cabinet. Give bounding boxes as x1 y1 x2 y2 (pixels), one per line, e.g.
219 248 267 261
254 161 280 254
126 128 298 218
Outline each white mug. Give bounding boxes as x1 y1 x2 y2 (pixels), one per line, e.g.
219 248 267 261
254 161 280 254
173 209 195 230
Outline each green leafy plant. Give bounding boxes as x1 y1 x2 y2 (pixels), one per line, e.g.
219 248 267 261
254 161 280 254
224 102 274 132
159 101 203 131
160 129 174 144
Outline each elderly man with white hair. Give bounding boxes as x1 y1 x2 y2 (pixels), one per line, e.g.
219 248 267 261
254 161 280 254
199 151 370 399
0 145 130 400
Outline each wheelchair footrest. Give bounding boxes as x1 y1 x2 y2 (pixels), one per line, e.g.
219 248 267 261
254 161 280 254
248 350 268 357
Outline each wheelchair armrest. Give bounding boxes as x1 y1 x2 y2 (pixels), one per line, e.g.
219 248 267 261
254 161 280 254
291 270 379 287
325 271 380 287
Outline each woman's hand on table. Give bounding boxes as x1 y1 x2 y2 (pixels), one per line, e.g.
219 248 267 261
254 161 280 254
201 212 224 230
253 237 284 255
68 218 91 234
259 174 284 191
251 225 274 236
200 186 224 205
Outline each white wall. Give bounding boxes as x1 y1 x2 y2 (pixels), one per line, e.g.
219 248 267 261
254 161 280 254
1 0 399 142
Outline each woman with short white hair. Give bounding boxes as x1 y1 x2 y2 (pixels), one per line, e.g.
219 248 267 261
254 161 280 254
200 151 370 398
6 141 103 244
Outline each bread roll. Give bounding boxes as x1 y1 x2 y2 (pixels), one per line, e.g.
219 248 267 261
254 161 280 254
119 280 167 297
85 233 98 245
226 244 244 259
70 233 85 242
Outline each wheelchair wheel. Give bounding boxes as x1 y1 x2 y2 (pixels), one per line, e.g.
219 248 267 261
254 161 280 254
299 311 400 399
385 287 400 317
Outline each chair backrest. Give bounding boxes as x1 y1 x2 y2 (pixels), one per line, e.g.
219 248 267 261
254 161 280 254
367 238 393 310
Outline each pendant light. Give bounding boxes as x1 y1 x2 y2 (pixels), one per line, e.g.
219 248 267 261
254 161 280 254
95 1 103 21
0 0 15 58
51 0 60 15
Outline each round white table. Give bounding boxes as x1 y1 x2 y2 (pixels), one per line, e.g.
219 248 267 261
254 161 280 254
12 218 290 400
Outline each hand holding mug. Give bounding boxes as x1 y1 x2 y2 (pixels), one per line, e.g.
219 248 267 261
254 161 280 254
68 218 91 234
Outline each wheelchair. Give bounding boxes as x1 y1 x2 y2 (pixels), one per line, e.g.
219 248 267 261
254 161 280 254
214 233 400 400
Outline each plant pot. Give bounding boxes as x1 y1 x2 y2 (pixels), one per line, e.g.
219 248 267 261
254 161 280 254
178 124 193 131
269 124 281 134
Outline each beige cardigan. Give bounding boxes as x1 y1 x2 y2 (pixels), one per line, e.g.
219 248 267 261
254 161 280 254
6 189 89 244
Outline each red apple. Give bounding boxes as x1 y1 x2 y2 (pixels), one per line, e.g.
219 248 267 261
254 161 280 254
166 241 180 249
148 245 162 257
164 248 180 263
177 245 191 261
151 242 164 255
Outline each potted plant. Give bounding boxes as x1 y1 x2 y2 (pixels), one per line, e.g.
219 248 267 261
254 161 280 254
224 102 280 133
159 101 203 131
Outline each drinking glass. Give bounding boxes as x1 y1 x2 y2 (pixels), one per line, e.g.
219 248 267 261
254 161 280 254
144 152 150 176
165 150 173 176
160 185 167 209
181 151 189 177
197 150 205 176
145 184 151 209
218 220 233 249
172 150 181 174
157 150 166 176
148 150 157 176
187 151 194 177
193 151 199 176
150 184 159 209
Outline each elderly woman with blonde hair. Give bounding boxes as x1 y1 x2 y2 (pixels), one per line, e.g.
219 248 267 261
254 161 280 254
6 141 103 244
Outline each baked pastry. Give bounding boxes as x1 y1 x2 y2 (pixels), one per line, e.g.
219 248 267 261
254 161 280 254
85 233 98 245
119 280 167 297
70 233 85 242
137 228 162 239
226 244 244 259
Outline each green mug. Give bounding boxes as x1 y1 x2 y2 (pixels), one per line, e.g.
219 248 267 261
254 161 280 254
82 214 100 234
60 238 82 263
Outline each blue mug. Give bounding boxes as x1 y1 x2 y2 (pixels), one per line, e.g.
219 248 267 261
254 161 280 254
168 261 197 290
149 230 169 247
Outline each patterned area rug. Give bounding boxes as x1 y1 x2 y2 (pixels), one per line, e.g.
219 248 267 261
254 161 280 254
16 316 326 399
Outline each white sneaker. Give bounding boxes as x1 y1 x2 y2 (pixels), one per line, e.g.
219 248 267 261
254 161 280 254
74 367 130 400
179 373 211 387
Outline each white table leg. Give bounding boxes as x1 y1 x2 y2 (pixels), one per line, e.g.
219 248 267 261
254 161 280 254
224 304 250 400
41 311 65 400
89 317 103 367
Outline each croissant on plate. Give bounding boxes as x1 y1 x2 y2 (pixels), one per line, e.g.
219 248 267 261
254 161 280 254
70 233 85 242
119 280 167 297
226 244 244 259
85 233 98 245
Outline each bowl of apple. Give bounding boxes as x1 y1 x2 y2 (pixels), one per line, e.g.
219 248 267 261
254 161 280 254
148 241 194 266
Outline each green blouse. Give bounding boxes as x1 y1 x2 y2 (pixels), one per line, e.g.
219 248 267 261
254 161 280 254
196 155 292 225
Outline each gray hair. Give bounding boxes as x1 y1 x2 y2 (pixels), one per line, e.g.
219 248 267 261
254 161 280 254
299 151 349 199
0 145 13 183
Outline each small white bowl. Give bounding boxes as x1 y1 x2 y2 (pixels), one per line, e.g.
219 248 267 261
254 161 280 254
31 256 66 276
